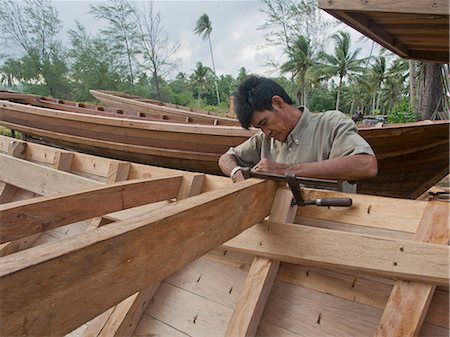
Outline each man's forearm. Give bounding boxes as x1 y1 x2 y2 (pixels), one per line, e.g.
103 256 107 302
218 153 247 182
254 155 378 181
218 153 240 176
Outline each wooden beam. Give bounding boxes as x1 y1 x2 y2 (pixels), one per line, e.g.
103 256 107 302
0 179 277 337
225 188 298 337
82 174 206 337
0 176 183 243
375 202 449 337
224 217 449 285
0 153 101 194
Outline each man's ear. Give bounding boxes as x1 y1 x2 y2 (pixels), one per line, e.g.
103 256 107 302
271 95 285 111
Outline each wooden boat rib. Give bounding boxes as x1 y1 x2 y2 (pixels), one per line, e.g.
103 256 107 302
0 135 448 337
2 92 447 199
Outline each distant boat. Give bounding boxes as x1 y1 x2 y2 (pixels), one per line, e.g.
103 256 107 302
90 89 240 126
0 91 448 199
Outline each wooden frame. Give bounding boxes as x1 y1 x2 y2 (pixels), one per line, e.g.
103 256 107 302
0 136 448 337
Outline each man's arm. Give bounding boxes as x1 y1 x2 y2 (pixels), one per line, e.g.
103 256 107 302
253 154 378 181
218 153 246 182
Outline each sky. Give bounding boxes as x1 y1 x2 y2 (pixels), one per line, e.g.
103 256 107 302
50 1 380 78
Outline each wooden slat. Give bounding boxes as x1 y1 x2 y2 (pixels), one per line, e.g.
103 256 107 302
0 176 183 243
83 174 206 337
0 179 277 337
225 188 298 337
0 153 101 194
375 202 449 337
224 217 449 285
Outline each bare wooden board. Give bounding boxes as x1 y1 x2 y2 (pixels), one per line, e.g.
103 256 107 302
224 220 449 285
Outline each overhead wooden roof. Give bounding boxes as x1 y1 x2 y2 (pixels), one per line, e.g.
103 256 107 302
318 0 449 63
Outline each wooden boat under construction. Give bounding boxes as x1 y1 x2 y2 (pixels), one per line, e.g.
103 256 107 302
1 135 448 337
0 91 448 200
90 89 240 126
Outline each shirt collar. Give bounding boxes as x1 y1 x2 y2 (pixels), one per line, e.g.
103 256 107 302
285 106 311 145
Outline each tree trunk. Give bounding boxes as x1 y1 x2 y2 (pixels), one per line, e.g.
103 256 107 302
415 62 443 120
336 76 343 110
409 60 417 111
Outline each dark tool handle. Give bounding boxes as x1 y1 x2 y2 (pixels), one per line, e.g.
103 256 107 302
315 198 352 207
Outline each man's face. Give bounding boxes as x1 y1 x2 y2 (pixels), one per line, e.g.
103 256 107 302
250 109 290 142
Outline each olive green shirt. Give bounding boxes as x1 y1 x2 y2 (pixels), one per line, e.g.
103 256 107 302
227 107 374 168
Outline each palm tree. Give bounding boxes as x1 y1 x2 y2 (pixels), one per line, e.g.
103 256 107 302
190 62 212 107
193 13 220 105
380 58 408 113
281 35 317 107
317 31 365 110
368 55 387 113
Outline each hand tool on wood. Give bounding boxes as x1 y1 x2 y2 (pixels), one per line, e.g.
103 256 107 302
240 167 353 207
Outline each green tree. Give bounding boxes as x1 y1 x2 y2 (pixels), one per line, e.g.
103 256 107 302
68 22 123 101
90 0 139 86
190 62 214 107
259 0 331 70
133 2 179 101
380 58 408 114
0 0 71 97
193 13 220 105
0 58 24 89
368 55 387 113
317 31 365 110
281 35 318 106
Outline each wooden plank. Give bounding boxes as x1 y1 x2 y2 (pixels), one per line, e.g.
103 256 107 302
0 153 102 194
83 173 205 337
224 217 449 285
0 179 277 337
298 188 426 233
277 264 449 329
261 281 382 337
375 202 449 337
0 176 183 243
225 188 298 337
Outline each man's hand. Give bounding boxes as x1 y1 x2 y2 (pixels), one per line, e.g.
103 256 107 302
252 158 289 175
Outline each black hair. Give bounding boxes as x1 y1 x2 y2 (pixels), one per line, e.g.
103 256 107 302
233 75 293 129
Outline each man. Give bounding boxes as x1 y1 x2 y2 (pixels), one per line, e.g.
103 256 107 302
219 75 378 183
